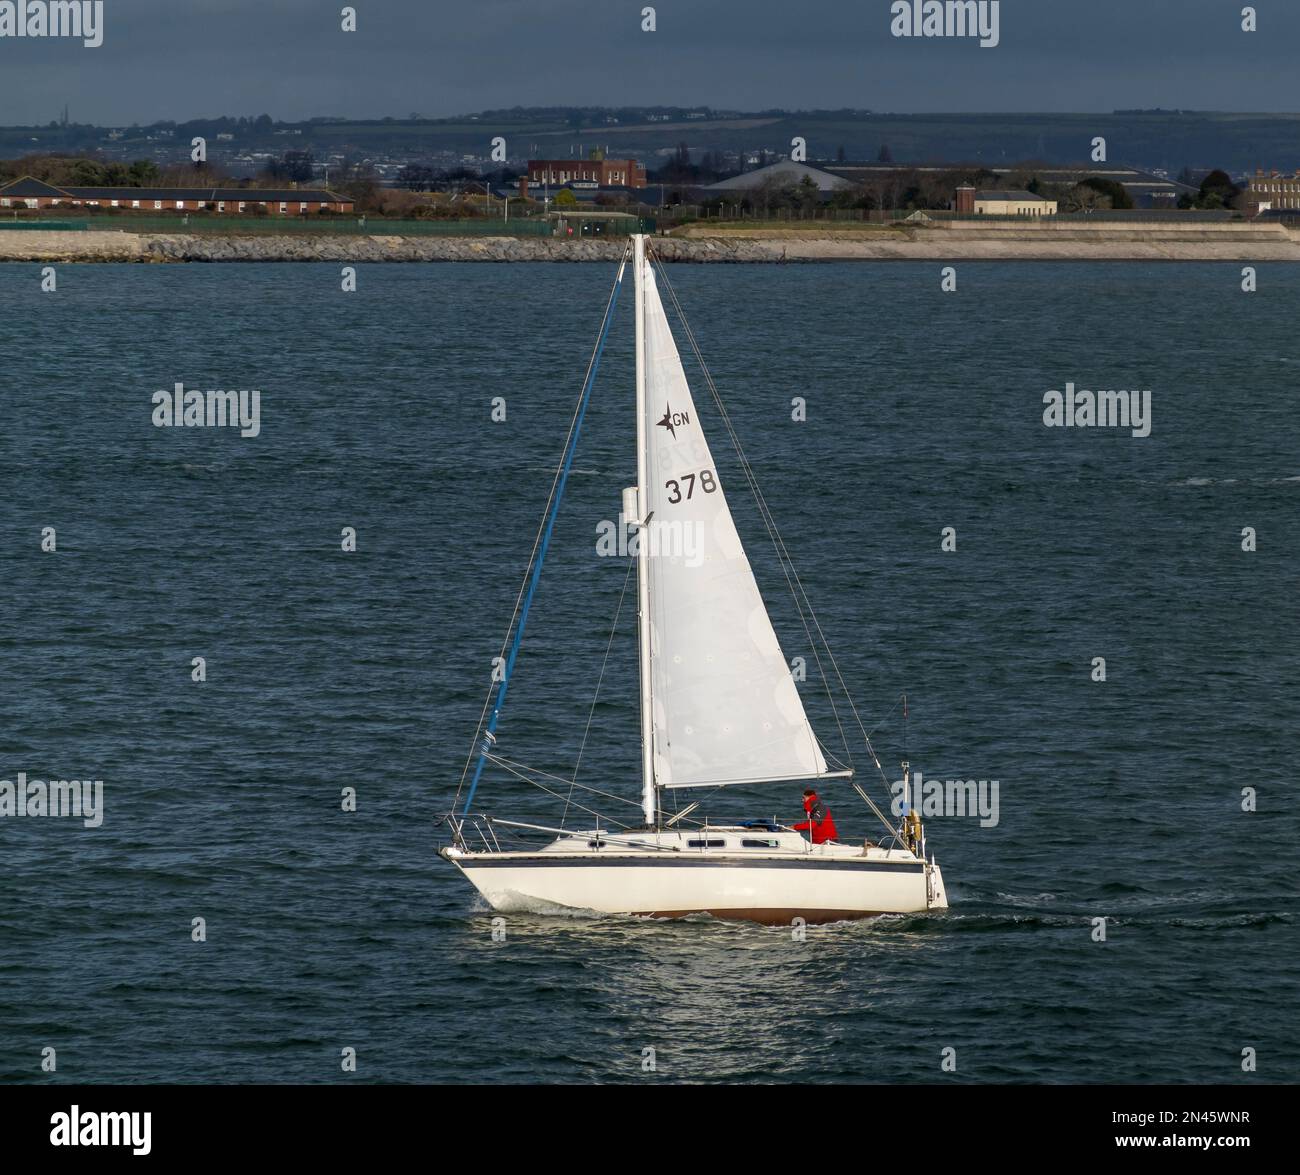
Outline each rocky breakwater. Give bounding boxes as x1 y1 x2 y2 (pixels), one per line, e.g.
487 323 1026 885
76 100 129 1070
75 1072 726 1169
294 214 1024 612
0 230 149 262
139 234 797 263
0 231 798 264
4 224 1299 263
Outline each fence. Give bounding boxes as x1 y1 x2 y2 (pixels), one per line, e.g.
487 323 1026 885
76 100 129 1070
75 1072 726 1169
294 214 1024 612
0 219 89 231
657 205 1245 226
665 206 911 224
934 209 1240 223
550 215 657 237
2 212 666 237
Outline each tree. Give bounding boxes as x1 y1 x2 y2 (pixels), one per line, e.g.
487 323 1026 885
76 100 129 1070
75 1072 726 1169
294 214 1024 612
651 142 699 185
1197 169 1240 210
829 184 872 210
1085 177 1133 209
795 174 820 211
695 151 730 183
161 160 230 187
331 159 381 210
1060 183 1107 213
69 158 106 186
102 161 132 186
261 150 314 184
553 188 578 206
397 163 436 192
128 159 160 186
877 169 906 214
754 175 798 211
374 188 428 217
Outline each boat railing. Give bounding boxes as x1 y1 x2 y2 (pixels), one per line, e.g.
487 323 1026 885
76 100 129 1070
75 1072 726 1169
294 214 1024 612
453 815 503 853
456 815 586 854
491 817 686 854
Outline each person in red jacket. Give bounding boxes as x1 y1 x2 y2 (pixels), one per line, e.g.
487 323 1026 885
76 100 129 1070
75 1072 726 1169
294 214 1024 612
793 789 838 844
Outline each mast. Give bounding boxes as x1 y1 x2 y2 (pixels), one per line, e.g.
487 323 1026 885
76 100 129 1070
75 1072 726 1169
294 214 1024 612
634 233 656 828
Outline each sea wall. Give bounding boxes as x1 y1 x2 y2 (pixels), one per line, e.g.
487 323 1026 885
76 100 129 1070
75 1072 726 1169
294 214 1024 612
2 223 1299 263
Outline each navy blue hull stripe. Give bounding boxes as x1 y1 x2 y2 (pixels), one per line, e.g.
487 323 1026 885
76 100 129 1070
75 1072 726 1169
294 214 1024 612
455 855 925 874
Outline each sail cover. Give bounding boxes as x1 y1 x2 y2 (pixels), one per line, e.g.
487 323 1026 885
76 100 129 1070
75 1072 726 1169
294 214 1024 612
639 263 830 789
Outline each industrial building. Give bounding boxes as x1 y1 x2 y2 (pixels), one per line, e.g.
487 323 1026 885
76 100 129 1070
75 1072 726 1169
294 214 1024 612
704 159 1189 209
706 158 854 195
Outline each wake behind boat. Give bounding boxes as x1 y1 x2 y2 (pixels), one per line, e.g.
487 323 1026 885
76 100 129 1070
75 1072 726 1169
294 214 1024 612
439 235 949 924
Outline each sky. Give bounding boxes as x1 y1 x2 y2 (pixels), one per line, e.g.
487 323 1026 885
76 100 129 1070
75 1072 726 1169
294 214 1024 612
0 0 1298 125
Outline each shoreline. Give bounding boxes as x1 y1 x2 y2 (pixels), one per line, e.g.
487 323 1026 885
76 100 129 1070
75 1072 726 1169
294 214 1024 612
3 221 1299 263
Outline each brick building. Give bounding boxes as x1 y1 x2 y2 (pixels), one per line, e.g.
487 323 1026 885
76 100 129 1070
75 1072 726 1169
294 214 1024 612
526 153 646 190
0 176 354 213
1245 169 1300 214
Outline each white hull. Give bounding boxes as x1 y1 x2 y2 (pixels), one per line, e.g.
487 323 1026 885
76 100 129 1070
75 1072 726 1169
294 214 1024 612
442 828 947 925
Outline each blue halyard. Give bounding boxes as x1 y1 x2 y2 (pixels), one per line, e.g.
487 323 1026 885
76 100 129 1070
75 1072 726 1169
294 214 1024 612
459 264 625 821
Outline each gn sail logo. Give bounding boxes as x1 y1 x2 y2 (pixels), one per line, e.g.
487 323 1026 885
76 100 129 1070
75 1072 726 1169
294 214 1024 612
0 2 104 47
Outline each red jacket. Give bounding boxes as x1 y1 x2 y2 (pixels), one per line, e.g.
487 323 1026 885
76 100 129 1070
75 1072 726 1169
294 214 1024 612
793 794 838 844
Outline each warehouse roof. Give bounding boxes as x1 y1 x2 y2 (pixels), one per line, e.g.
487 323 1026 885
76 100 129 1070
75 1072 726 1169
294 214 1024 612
706 159 853 193
63 186 347 202
0 176 75 198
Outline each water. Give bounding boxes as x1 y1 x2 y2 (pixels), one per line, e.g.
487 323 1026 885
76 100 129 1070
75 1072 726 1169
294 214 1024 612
1 261 1297 1084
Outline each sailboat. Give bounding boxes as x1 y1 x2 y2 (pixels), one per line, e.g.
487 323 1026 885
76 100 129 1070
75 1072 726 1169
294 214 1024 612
440 235 948 925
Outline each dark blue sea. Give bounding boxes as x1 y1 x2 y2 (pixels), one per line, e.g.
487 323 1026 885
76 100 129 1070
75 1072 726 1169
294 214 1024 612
2 261 1297 1084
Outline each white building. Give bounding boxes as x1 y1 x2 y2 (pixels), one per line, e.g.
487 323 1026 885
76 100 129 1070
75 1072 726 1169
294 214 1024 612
973 189 1058 216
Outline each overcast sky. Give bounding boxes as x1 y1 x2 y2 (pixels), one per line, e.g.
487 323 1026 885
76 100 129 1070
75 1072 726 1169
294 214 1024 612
1 0 1297 125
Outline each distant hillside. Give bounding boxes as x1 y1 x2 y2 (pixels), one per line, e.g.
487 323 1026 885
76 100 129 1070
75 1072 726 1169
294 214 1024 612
2 108 1296 175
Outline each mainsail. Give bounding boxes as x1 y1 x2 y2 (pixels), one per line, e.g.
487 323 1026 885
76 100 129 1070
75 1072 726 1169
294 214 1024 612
638 260 832 790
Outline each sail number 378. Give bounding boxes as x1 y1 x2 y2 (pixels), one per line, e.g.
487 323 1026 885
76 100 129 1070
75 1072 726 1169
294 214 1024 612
664 470 718 504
